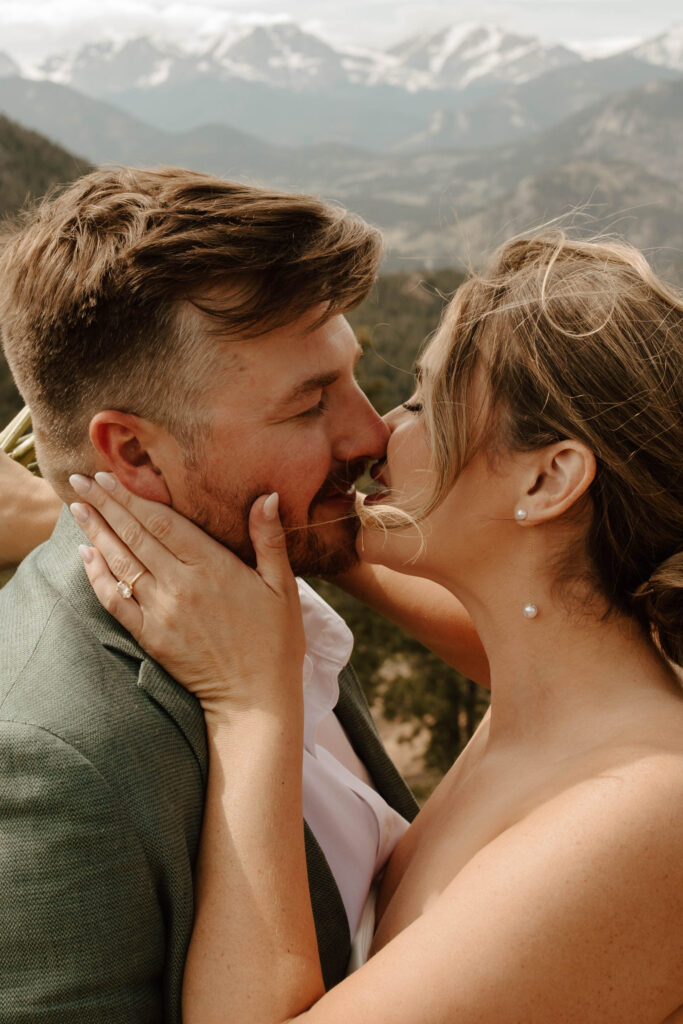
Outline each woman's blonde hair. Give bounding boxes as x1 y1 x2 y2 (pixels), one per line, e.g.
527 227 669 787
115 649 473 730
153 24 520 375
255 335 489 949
381 233 683 663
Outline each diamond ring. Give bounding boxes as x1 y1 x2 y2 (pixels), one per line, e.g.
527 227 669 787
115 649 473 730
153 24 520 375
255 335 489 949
116 569 146 600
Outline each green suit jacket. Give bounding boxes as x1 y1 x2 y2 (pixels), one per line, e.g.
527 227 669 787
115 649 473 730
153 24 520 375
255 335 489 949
0 508 417 1023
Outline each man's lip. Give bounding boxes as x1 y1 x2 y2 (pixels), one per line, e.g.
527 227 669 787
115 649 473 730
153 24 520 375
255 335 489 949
316 484 357 504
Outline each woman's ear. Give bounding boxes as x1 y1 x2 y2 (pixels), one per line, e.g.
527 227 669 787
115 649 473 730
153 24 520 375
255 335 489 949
520 441 596 524
89 411 171 503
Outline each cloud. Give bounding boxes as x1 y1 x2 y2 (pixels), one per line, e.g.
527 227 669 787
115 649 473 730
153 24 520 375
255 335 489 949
0 1 302 61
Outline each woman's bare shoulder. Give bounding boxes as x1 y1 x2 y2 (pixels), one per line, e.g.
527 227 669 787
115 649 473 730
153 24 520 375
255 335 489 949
305 748 683 1024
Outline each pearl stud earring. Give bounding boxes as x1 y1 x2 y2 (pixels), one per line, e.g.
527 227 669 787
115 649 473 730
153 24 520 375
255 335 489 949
515 508 528 522
523 603 538 619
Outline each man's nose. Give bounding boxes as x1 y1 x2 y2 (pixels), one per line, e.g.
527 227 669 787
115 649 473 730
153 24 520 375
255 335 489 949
335 391 390 461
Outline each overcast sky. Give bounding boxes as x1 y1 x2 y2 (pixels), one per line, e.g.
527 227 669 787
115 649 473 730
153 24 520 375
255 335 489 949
1 0 681 64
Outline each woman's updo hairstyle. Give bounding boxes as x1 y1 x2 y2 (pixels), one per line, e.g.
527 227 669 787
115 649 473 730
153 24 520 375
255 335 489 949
419 233 683 664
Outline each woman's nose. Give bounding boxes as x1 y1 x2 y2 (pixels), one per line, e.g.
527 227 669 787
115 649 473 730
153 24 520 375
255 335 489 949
382 404 406 432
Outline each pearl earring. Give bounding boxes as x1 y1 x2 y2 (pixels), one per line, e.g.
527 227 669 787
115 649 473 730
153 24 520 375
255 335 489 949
515 508 538 618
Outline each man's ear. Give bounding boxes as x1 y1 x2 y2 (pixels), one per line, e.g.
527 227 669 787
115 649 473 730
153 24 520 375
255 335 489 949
89 411 172 503
519 440 596 524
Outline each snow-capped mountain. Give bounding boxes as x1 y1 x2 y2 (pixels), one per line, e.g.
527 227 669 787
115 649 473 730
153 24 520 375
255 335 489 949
384 23 582 91
34 23 377 95
394 50 679 152
628 22 683 71
208 23 377 88
37 36 207 95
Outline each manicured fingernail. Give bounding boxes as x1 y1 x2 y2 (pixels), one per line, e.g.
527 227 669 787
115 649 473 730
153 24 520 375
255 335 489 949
69 474 92 496
95 472 117 492
70 502 89 524
263 492 279 521
78 544 94 564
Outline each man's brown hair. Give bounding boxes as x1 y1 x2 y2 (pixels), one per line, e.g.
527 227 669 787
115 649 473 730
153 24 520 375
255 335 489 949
0 166 382 488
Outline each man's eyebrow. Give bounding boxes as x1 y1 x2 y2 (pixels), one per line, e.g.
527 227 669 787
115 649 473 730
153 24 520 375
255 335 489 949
280 370 341 406
278 344 364 408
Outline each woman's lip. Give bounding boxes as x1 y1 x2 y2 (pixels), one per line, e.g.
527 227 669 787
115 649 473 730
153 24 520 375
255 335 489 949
363 489 391 506
370 461 387 484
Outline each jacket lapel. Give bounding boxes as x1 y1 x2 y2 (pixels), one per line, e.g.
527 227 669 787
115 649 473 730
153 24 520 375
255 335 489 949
335 663 419 823
304 821 350 989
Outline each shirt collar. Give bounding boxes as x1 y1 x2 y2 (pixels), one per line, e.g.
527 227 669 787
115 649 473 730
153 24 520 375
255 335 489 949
297 579 354 753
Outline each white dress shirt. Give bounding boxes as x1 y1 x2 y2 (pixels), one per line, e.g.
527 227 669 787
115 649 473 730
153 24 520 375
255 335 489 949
298 579 410 939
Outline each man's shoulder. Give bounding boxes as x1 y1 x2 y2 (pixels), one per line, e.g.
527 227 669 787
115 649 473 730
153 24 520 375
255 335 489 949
0 549 135 713
0 540 205 787
0 521 202 1024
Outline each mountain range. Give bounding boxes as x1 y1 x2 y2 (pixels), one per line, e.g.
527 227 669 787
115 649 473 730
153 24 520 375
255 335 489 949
28 22 586 97
0 21 680 277
1 21 681 151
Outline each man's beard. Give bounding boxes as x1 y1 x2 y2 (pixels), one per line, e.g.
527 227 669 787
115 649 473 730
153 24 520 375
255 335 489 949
180 461 362 577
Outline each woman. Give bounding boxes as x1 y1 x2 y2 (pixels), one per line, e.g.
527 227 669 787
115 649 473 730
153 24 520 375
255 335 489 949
71 233 683 1023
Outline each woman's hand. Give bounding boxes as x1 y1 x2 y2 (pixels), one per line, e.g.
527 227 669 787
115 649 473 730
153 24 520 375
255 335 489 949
69 472 306 721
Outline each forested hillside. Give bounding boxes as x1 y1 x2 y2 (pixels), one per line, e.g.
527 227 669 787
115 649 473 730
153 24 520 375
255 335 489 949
0 112 91 218
0 114 93 422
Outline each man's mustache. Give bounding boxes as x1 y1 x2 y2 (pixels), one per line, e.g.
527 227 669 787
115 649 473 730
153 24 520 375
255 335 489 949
311 460 369 505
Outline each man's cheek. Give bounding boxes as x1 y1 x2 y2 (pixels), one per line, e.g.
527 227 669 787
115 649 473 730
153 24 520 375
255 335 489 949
276 497 307 531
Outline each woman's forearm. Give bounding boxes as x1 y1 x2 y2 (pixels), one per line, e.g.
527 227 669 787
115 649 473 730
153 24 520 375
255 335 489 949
69 481 322 1022
0 452 61 568
332 562 490 688
182 704 324 1024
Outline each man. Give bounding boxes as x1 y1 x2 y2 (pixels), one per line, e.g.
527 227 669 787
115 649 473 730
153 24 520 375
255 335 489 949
0 167 419 1023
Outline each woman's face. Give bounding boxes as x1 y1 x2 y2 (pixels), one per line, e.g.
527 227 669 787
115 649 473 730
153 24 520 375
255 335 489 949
358 343 522 593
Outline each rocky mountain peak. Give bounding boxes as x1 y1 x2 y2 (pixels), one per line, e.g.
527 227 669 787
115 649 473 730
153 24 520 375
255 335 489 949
629 22 683 71
383 22 582 90
212 21 347 87
37 35 192 94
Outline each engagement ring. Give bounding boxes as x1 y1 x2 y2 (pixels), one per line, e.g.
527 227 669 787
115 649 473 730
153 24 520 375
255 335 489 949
116 569 146 600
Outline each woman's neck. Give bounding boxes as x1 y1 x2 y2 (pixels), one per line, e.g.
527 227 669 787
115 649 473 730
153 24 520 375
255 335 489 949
450 581 679 750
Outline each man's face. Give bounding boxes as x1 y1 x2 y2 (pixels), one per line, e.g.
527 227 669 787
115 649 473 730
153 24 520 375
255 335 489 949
170 308 390 576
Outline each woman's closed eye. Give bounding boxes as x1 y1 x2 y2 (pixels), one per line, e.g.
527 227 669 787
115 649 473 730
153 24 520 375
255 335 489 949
402 400 423 414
